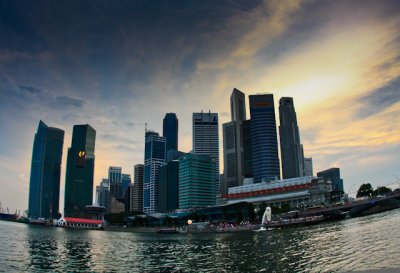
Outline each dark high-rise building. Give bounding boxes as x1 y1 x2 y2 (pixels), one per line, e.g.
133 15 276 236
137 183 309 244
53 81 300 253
28 121 64 219
109 166 122 199
223 88 246 191
279 97 305 179
158 160 179 213
64 124 96 217
249 94 280 183
131 164 144 212
317 168 344 192
143 131 166 213
121 174 131 198
163 113 178 152
96 179 110 212
242 119 253 178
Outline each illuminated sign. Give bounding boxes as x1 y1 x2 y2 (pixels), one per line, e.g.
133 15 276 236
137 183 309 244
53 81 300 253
77 151 86 168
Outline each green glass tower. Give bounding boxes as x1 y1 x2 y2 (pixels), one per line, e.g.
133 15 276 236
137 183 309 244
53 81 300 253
178 153 215 209
64 124 96 217
28 121 64 220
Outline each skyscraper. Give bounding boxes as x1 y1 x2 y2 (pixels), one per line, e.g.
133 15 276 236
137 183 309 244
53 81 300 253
158 160 179 213
304 157 313 177
131 164 144 212
279 97 305 179
179 153 216 209
242 119 253 178
163 113 178 152
143 131 166 213
64 124 96 217
28 120 64 219
96 179 110 211
121 174 131 198
193 111 220 192
223 88 246 191
109 166 122 199
249 94 280 183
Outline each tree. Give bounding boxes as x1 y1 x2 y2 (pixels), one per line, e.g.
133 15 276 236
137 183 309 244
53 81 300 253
356 183 373 198
373 186 392 196
330 189 345 202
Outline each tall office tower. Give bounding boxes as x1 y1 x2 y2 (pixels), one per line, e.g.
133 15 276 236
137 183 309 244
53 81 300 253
143 131 166 213
131 164 144 212
96 179 110 211
304 157 313 177
249 94 280 183
317 168 344 192
279 97 305 179
28 121 64 219
192 111 220 192
223 88 246 191
230 88 246 121
64 124 96 217
109 166 122 199
242 120 253 178
178 154 216 209
158 160 179 213
121 174 131 198
163 113 178 152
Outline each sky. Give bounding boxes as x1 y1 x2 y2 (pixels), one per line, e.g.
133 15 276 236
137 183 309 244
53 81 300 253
1 0 400 212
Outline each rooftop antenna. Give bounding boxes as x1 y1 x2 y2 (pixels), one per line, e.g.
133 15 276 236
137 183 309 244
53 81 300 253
145 123 147 132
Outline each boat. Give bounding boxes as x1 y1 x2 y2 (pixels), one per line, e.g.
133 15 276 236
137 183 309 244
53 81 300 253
157 228 179 234
55 217 105 230
0 212 18 222
263 215 325 229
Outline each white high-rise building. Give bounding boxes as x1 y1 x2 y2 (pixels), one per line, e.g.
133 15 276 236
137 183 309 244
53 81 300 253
193 111 220 193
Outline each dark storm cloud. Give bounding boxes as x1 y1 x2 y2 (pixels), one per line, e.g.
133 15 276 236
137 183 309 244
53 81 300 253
357 77 400 118
0 0 263 101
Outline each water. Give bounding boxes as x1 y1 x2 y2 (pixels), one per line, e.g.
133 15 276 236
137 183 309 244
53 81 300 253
1 210 400 272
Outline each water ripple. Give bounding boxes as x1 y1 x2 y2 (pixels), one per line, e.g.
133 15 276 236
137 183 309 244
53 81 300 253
1 209 400 272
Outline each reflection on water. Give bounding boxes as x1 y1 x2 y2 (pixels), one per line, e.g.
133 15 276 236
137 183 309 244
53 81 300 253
0 209 400 272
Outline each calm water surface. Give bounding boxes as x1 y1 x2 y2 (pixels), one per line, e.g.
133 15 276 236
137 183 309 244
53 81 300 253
1 209 400 272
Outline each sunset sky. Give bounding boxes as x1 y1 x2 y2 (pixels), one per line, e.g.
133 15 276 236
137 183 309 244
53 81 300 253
1 0 399 212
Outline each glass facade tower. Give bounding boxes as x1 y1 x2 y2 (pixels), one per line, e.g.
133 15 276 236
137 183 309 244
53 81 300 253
279 97 305 179
163 113 178 152
249 94 280 183
223 88 246 192
28 120 64 219
143 131 166 213
64 124 96 217
179 153 216 209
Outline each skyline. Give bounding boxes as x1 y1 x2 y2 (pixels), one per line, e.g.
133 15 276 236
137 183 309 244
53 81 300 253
1 0 400 212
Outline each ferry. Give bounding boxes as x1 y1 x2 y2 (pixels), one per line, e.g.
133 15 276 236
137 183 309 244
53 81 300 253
0 212 18 222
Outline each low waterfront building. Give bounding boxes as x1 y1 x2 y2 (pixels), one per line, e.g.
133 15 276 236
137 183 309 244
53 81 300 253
223 176 332 208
